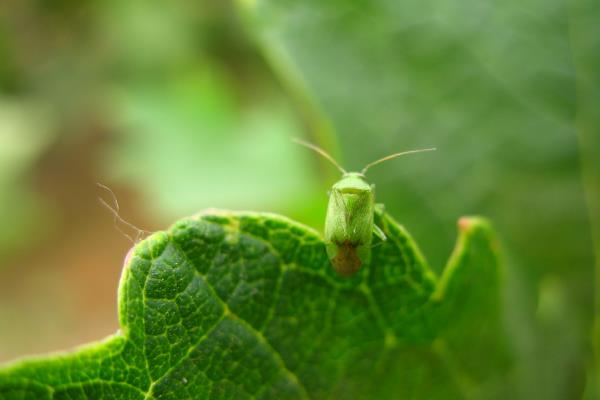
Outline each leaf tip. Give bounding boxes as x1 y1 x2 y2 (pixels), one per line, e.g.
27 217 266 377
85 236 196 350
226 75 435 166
457 216 493 235
456 216 500 255
457 216 472 232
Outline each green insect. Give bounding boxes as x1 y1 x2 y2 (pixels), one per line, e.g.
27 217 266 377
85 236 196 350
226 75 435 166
294 139 435 276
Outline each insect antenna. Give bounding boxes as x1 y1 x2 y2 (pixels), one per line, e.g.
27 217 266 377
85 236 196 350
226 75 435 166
292 137 347 174
361 148 436 174
97 182 150 243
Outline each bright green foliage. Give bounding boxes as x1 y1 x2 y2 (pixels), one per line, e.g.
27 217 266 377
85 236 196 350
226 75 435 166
0 211 509 399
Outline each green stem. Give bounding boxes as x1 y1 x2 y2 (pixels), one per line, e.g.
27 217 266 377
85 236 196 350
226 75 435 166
569 0 600 396
234 0 341 183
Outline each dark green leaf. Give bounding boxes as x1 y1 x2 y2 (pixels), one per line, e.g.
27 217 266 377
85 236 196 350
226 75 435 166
0 211 508 399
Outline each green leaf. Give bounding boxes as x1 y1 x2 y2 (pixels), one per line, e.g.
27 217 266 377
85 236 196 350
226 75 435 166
0 211 509 399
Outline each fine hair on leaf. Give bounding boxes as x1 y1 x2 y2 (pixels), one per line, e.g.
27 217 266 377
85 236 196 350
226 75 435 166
96 182 150 243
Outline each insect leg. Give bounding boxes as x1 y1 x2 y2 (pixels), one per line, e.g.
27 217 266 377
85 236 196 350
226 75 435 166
373 223 387 241
372 202 387 241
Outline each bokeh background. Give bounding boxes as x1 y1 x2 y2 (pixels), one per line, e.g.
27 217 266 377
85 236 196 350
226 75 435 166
0 0 598 399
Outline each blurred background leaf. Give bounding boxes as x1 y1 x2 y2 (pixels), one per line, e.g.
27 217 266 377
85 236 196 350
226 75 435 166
0 101 55 257
0 0 597 398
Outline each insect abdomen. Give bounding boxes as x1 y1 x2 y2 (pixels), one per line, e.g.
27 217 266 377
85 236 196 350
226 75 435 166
327 241 361 276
